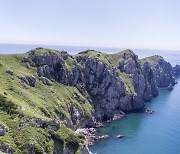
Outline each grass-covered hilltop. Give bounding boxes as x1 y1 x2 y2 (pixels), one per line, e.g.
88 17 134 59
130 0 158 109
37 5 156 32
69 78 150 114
0 48 180 154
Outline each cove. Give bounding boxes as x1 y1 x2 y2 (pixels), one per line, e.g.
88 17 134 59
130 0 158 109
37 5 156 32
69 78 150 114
90 77 180 154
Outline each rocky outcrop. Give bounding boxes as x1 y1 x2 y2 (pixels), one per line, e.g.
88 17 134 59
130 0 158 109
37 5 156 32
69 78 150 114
142 62 159 101
116 134 125 138
18 75 36 87
149 55 176 88
83 58 128 120
39 76 53 86
118 50 159 102
173 65 180 76
29 49 81 86
0 124 8 136
6 70 14 75
0 142 13 154
145 108 155 114
119 50 141 75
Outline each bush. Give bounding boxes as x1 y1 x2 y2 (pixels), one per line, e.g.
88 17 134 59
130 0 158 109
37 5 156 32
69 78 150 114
0 95 18 114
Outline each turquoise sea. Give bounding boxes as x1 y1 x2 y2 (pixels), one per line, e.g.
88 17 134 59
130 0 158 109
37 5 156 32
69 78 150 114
0 43 180 154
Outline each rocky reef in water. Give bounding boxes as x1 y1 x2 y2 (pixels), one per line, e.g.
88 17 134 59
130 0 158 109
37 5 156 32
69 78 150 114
0 48 179 154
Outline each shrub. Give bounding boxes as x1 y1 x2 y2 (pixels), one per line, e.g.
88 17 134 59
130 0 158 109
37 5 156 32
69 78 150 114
0 95 18 114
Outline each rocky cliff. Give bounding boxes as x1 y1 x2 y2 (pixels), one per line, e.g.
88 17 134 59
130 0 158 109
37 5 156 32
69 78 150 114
0 48 179 154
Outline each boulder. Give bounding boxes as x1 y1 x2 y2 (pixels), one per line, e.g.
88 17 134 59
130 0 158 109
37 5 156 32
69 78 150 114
39 76 53 86
97 134 109 140
30 102 36 107
22 57 30 63
25 63 31 69
3 91 7 95
26 76 36 87
112 112 125 121
6 70 14 75
18 75 36 87
145 108 155 114
95 122 104 128
116 134 125 138
0 124 8 136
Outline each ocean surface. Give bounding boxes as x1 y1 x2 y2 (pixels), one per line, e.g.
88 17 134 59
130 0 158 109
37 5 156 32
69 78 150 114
0 43 180 154
0 43 179 66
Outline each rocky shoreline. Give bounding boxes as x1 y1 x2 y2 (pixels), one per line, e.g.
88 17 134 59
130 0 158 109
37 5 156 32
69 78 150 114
77 106 157 147
76 111 126 147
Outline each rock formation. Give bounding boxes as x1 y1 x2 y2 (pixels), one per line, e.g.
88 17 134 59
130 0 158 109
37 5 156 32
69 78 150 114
173 65 180 76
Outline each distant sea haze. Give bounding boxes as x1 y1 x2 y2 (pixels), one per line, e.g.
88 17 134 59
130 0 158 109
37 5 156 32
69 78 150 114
0 43 179 66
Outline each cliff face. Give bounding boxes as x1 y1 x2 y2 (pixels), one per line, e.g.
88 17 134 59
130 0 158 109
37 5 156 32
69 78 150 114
29 49 177 122
144 55 176 87
0 48 179 154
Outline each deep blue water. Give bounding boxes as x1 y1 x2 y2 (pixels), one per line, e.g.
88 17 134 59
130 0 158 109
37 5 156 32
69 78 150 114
0 43 180 154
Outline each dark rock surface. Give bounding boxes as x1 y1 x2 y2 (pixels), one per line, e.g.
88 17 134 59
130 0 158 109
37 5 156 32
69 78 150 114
173 65 180 76
145 108 155 114
116 134 125 138
39 76 53 86
0 124 8 136
149 55 176 88
18 75 36 87
6 70 14 75
0 142 13 154
118 50 141 74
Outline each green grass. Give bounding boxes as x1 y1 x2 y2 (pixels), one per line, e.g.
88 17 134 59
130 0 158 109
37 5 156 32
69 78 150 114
0 48 144 153
29 48 60 57
0 53 92 153
65 56 76 73
140 55 162 66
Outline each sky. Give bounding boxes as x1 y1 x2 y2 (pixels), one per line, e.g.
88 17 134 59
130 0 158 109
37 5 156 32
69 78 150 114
0 0 180 50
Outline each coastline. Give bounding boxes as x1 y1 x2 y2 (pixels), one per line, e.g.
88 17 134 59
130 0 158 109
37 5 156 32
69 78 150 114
0 48 179 153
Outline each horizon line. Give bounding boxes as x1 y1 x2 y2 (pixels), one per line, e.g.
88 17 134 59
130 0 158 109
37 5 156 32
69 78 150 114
0 42 180 52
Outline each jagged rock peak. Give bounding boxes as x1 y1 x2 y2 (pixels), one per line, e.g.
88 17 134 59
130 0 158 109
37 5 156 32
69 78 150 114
27 47 72 59
118 49 141 75
78 49 102 55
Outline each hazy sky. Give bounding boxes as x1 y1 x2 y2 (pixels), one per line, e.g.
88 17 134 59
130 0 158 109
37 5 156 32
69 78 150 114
0 0 180 50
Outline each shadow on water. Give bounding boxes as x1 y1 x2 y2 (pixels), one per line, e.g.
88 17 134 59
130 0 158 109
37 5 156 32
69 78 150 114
96 89 172 137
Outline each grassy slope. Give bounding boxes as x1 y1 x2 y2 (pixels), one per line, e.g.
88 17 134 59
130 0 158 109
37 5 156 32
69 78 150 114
140 55 163 66
0 48 140 153
0 53 91 153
